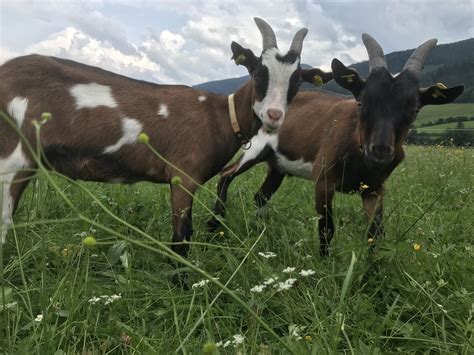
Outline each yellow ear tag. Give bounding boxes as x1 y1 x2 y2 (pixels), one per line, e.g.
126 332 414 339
313 75 323 86
341 74 355 83
432 88 447 99
235 54 246 65
436 82 447 90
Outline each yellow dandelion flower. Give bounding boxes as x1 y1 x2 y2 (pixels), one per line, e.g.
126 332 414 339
367 238 374 245
218 231 225 237
62 248 69 257
360 182 369 190
413 243 421 251
304 335 313 342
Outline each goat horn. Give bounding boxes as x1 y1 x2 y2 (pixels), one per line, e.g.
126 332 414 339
288 27 308 55
362 33 387 73
402 38 438 79
254 17 278 51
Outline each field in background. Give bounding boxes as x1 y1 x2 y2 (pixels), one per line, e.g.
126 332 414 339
416 103 474 126
1 146 473 354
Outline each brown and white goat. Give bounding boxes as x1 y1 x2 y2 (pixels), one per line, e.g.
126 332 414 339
207 34 464 256
0 18 322 258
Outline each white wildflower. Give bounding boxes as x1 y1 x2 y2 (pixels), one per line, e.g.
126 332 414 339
437 279 448 287
223 340 232 348
289 324 305 340
35 313 43 322
299 269 315 277
303 254 312 260
191 277 218 289
103 294 122 305
250 284 266 293
192 279 210 289
232 334 245 346
258 251 277 259
88 296 101 304
263 277 278 285
275 278 297 291
88 294 121 305
283 267 296 273
436 303 448 314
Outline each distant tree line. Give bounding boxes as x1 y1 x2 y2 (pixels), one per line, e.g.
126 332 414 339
419 116 474 127
406 121 474 146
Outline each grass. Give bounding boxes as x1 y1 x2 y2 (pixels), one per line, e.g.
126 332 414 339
416 103 474 127
1 145 473 354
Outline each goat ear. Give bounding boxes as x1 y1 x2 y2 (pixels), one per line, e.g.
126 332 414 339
419 84 464 107
331 58 364 98
301 68 333 86
231 41 258 73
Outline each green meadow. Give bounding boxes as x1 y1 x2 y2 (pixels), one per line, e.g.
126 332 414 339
416 103 474 127
1 143 473 354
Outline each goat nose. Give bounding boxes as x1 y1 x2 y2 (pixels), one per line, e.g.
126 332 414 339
267 109 283 121
371 144 393 160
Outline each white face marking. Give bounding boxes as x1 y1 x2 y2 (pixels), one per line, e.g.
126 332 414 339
275 153 313 180
70 83 118 109
253 48 299 131
7 97 28 127
198 95 207 102
158 104 169 118
0 143 29 243
103 117 143 154
238 128 278 169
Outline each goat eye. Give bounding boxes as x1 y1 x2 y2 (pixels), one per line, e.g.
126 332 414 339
357 101 363 108
414 107 420 114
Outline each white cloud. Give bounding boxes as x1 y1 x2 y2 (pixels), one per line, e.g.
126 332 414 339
27 27 168 83
0 0 472 85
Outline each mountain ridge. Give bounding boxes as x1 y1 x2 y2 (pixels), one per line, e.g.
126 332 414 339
194 38 474 102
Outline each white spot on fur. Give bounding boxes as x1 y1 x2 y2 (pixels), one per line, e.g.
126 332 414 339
238 128 278 169
198 96 207 102
70 83 117 109
158 104 169 118
0 143 29 243
275 154 313 180
103 117 143 154
7 97 28 127
253 48 299 130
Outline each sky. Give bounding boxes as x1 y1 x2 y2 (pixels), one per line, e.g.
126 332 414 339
0 0 472 86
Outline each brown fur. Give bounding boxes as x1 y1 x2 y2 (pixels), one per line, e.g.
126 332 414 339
207 90 405 255
0 54 261 258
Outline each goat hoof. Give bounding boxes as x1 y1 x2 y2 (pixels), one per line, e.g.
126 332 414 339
206 217 222 232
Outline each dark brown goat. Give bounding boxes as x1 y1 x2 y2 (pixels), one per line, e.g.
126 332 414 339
0 18 323 259
207 34 464 256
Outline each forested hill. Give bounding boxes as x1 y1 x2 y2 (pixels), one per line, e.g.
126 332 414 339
195 38 474 102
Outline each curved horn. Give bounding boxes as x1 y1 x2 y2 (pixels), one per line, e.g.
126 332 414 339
402 38 437 79
254 17 278 51
288 27 308 55
362 33 387 73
